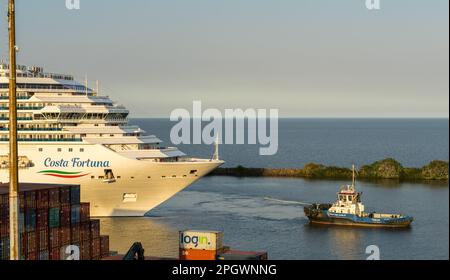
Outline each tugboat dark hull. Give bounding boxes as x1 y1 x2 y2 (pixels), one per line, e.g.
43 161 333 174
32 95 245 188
304 204 413 228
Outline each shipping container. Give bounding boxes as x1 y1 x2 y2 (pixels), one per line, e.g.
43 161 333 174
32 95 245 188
59 187 71 205
71 204 81 225
19 192 25 213
0 183 109 261
49 188 60 208
217 250 268 261
59 204 71 227
80 203 90 223
50 247 60 260
0 207 8 237
71 224 80 244
179 248 219 261
49 227 60 249
90 237 101 259
0 236 9 260
59 226 71 246
25 190 37 209
26 251 37 260
80 240 91 260
179 230 224 251
19 212 25 234
25 208 36 232
70 186 81 205
80 222 91 241
0 193 7 207
37 229 49 252
38 250 49 260
90 219 100 239
100 235 110 258
49 207 60 228
36 189 49 209
22 231 37 254
37 209 49 230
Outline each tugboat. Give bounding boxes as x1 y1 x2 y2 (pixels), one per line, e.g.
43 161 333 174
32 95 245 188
304 165 413 228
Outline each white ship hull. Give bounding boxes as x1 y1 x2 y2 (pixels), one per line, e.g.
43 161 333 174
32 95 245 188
0 143 223 216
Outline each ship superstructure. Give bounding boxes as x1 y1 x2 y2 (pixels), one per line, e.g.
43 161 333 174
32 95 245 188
0 64 223 216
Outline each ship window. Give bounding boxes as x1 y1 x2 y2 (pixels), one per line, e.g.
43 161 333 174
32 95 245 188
57 148 62 152
147 176 151 179
117 176 121 179
69 148 73 152
38 148 43 152
91 176 95 179
190 170 198 174
131 176 134 179
80 148 84 152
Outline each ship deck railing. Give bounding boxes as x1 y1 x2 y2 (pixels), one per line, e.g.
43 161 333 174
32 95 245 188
0 138 83 142
0 128 63 131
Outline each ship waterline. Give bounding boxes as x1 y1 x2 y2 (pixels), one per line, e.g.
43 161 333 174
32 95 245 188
0 64 223 216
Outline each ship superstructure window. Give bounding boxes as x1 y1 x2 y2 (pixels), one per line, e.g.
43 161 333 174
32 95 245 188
38 148 43 152
57 148 62 152
69 148 73 152
80 148 84 152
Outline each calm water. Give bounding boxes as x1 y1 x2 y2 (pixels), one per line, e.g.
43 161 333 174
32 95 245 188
99 119 449 260
130 118 449 168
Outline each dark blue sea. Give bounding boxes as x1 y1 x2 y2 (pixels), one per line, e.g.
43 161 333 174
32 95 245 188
132 118 449 168
99 119 449 260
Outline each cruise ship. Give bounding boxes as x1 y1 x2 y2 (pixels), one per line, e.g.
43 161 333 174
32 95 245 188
0 64 224 216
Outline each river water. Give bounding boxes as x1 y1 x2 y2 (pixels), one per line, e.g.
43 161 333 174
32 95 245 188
99 119 448 260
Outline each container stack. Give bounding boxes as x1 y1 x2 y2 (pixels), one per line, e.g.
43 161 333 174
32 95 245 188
0 183 110 260
179 230 268 261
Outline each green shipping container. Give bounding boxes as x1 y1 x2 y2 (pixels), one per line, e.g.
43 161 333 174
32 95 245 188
49 207 60 228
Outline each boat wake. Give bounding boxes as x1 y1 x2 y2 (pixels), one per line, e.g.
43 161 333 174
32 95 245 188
264 197 312 206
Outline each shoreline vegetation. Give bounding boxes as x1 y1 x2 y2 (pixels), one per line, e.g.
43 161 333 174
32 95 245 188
210 159 449 183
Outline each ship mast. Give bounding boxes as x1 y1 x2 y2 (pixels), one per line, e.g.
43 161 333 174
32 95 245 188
8 0 20 261
352 164 356 189
212 134 220 161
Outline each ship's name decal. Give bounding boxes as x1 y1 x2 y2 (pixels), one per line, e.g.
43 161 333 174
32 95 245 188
44 157 110 168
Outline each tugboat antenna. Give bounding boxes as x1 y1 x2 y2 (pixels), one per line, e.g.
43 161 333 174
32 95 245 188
352 164 356 189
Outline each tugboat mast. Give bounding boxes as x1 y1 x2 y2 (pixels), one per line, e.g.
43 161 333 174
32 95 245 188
8 0 20 261
352 164 356 189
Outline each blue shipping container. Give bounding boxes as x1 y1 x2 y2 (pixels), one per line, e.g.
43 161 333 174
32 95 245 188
71 205 81 224
70 186 81 205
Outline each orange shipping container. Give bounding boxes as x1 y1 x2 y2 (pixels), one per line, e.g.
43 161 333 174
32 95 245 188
179 248 219 261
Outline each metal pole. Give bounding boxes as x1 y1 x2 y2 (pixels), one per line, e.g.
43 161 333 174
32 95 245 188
8 0 20 261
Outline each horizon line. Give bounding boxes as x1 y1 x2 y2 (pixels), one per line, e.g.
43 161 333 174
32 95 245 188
128 116 450 120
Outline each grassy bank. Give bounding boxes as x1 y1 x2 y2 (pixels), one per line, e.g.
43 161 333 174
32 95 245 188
211 159 449 182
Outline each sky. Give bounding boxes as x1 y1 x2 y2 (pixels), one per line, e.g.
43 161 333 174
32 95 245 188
0 0 448 118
